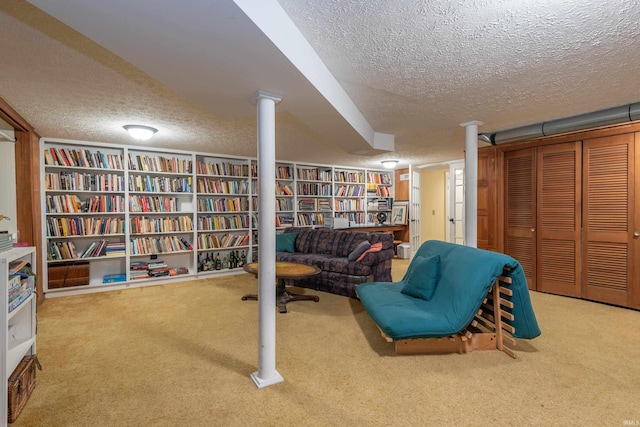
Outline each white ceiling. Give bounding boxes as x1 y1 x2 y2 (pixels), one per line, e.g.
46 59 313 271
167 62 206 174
1 0 640 169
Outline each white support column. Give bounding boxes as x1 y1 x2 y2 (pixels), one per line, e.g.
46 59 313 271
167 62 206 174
250 90 283 388
460 120 483 248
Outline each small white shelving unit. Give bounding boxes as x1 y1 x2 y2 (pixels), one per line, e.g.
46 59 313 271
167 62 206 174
1 246 37 426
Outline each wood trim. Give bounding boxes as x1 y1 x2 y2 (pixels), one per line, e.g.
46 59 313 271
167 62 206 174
394 168 409 201
0 98 30 132
635 132 640 309
0 98 43 304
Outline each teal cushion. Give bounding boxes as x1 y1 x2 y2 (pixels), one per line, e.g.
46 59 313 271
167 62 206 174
275 233 297 253
401 255 440 301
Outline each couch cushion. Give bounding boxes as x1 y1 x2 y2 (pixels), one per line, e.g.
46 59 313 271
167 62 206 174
401 255 440 301
289 227 345 255
275 233 297 252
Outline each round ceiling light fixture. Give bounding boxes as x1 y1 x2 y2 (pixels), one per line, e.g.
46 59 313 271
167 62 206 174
123 125 158 141
381 159 399 169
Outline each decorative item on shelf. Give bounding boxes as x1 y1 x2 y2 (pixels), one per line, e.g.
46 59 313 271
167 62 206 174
381 159 399 169
123 125 158 141
391 202 408 225
376 212 387 224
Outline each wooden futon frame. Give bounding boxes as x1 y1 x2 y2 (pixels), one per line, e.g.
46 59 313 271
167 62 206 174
379 275 518 358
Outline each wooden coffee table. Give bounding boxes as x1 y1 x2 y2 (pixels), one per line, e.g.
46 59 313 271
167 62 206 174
242 261 321 313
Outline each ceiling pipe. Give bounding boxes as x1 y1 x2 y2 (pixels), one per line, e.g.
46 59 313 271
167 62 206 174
479 102 640 145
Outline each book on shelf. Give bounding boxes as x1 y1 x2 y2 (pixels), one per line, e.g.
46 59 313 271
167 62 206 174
8 288 32 313
130 261 149 270
8 275 33 312
8 260 29 275
103 274 126 283
148 261 167 269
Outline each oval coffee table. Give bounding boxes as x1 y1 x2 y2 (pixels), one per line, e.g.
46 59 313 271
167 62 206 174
242 261 321 313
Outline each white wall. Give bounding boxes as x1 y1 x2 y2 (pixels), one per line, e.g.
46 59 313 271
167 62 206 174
0 141 17 239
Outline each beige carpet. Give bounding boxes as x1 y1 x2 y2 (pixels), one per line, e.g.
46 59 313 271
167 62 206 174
12 259 640 426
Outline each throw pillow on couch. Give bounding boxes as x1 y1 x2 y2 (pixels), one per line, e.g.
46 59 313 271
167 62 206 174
275 233 297 253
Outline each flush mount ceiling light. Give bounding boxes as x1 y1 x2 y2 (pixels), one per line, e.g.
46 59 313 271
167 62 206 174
381 160 399 169
123 125 158 141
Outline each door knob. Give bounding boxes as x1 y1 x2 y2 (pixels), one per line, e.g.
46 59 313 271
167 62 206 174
449 218 455 224
531 228 535 232
634 231 640 238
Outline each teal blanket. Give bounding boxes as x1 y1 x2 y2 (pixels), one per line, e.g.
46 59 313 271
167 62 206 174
357 240 541 340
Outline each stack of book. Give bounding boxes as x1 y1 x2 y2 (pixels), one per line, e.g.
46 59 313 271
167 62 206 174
143 261 189 279
8 275 32 312
0 231 13 253
298 199 316 211
105 242 126 257
130 261 149 280
148 260 170 277
318 200 332 211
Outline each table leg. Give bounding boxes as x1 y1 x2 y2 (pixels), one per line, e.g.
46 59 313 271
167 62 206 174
242 279 320 313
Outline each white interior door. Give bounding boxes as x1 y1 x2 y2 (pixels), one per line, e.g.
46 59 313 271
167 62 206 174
449 162 465 245
410 169 421 255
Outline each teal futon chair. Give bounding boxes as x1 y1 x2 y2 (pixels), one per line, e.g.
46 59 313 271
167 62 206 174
356 240 541 357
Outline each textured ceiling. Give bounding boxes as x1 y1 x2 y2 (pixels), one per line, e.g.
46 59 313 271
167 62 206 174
1 0 640 169
277 0 640 165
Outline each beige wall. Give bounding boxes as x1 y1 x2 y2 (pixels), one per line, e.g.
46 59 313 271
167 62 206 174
419 168 446 243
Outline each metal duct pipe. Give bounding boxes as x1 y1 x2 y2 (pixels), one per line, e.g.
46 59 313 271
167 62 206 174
479 101 640 145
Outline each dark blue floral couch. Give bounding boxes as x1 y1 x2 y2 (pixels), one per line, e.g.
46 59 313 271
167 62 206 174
276 227 394 298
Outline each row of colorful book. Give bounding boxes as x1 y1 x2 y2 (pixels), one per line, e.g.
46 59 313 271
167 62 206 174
127 154 192 174
44 147 124 169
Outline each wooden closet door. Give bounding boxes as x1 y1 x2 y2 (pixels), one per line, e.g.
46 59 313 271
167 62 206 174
536 142 582 297
477 147 497 251
504 148 537 290
582 134 635 307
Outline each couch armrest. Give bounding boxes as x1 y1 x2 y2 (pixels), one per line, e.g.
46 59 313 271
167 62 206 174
359 248 394 266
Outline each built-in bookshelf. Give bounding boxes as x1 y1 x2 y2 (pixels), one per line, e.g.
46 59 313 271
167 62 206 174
196 155 251 275
43 142 128 292
295 164 333 227
41 138 394 295
334 168 366 225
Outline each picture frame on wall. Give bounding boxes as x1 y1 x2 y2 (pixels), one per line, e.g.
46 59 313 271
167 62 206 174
391 203 408 225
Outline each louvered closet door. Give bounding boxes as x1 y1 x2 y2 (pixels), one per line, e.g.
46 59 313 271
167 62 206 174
504 148 536 290
536 142 581 297
477 148 496 251
583 134 634 307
